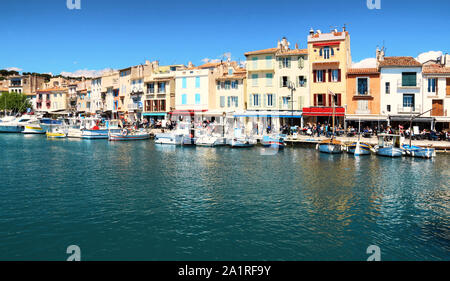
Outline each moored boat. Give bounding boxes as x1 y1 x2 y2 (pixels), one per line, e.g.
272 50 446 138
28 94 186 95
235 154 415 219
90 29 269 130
402 144 436 159
109 129 150 141
346 141 372 156
317 138 344 154
262 135 286 149
375 134 403 157
154 133 183 145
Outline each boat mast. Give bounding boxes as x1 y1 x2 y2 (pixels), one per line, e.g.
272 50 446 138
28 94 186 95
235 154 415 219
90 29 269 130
408 108 433 147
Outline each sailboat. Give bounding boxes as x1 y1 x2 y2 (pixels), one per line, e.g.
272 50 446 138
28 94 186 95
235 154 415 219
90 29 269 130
317 89 343 154
346 118 372 156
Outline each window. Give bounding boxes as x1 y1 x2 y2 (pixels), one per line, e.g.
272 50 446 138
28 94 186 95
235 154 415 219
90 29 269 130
224 81 231 90
228 68 233 75
195 77 200 88
158 82 166 93
267 94 274 107
281 76 289 87
280 57 291 68
298 56 305 69
385 82 390 94
314 94 326 106
315 70 325 83
331 70 340 82
298 76 307 87
220 96 225 108
403 94 415 108
182 77 187 88
252 94 260 107
357 100 369 113
387 105 391 112
231 96 238 107
402 72 417 87
266 73 273 86
265 56 272 68
252 57 258 69
252 74 258 86
357 78 369 95
428 78 437 93
181 94 187 105
323 47 330 59
216 81 221 90
282 97 290 108
195 93 201 105
231 80 238 89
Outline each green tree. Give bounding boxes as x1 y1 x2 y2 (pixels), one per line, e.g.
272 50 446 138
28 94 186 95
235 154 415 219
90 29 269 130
0 91 32 113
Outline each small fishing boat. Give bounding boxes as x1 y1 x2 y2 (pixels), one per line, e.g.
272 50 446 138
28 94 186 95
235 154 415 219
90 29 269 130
228 127 256 148
22 123 45 134
402 144 436 159
109 129 150 141
154 132 183 145
262 135 286 149
46 125 67 138
196 135 221 147
317 138 344 154
346 140 373 156
375 134 403 157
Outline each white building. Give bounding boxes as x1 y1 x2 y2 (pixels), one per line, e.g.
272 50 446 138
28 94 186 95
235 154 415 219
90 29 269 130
378 56 428 127
90 77 102 114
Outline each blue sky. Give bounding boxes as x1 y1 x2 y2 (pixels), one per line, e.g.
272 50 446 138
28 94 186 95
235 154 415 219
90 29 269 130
1 0 449 76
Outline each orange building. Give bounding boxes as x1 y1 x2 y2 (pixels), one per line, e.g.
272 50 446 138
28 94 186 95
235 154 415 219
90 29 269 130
345 68 386 129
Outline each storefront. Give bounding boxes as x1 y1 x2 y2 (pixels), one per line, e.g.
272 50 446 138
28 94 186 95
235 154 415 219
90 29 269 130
303 107 345 128
345 115 388 132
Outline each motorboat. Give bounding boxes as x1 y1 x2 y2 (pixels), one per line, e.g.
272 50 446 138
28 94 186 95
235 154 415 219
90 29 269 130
22 120 45 134
402 144 436 159
46 125 67 138
228 128 256 148
154 132 183 145
109 129 150 141
374 134 403 157
261 135 286 149
81 119 122 139
0 116 23 133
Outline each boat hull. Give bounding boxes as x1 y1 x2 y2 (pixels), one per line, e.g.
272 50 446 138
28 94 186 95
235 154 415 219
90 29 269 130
230 139 255 148
0 125 23 133
154 133 183 145
318 144 343 154
376 147 403 157
109 133 150 141
46 132 67 138
81 129 121 139
402 145 435 159
262 136 286 149
22 126 45 134
347 142 372 156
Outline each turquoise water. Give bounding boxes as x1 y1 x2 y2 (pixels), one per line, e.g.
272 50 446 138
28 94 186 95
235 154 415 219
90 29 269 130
0 134 449 261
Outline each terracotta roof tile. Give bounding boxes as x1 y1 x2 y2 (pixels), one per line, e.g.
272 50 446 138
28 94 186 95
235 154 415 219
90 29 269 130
379 57 422 67
278 49 308 56
347 68 379 75
244 48 279 56
423 64 450 74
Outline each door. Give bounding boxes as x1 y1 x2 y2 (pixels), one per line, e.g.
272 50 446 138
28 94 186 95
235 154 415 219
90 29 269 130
431 100 444 116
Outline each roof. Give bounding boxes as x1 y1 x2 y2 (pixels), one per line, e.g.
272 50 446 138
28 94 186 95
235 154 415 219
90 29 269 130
37 87 68 93
244 48 279 56
277 49 308 56
422 64 450 74
308 31 348 43
197 62 223 69
347 68 379 75
379 57 422 67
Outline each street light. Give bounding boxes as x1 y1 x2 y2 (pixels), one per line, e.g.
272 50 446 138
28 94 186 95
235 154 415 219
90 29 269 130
287 81 296 131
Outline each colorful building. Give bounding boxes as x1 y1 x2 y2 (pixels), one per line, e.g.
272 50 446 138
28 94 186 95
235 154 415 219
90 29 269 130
304 28 352 127
345 67 384 129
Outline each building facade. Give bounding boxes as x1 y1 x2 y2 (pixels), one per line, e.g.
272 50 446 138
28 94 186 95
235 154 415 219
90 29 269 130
304 28 352 127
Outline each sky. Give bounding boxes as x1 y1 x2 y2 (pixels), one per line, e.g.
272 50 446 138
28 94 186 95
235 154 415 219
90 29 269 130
1 0 449 77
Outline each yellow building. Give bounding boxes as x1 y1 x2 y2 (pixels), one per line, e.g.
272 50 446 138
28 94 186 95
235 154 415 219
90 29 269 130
304 28 352 126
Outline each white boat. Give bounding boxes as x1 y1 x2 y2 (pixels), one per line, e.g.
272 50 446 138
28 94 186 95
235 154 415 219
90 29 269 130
109 129 150 141
374 134 403 157
228 127 256 148
46 124 68 138
154 132 183 145
0 116 23 133
195 125 227 147
22 120 45 134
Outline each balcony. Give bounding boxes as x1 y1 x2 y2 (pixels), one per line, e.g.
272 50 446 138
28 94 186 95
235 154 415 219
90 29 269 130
397 104 421 114
397 79 421 89
352 90 374 100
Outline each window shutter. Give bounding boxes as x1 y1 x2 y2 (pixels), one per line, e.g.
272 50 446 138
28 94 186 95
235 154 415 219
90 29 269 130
279 57 282 68
280 77 283 88
298 96 303 109
328 69 332 82
314 94 318 106
313 70 317 83
279 97 283 110
338 69 342 82
288 57 291 68
304 78 307 87
319 48 323 57
328 94 332 107
323 70 326 82
337 94 341 106
299 56 304 69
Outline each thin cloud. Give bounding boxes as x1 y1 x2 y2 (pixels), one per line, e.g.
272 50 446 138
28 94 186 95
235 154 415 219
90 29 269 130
352 58 377 68
415 51 443 64
4 67 22 72
60 68 115 78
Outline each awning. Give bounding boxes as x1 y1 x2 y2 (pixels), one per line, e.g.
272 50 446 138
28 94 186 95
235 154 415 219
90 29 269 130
303 107 345 117
143 113 167 117
345 115 388 122
389 116 435 123
233 111 302 118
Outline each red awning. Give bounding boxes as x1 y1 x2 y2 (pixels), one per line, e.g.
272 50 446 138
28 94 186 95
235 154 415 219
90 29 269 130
302 107 345 117
313 42 341 47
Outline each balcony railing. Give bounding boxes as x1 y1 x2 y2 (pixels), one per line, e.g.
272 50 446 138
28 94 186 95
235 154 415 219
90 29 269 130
397 79 422 89
128 103 143 111
397 104 421 114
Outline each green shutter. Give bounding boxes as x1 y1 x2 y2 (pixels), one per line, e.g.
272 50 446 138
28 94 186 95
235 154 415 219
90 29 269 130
402 72 417 86
263 94 267 107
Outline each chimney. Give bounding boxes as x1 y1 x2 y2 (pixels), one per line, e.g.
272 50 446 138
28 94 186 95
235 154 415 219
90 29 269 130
295 43 299 49
309 28 314 36
145 60 150 65
188 61 194 68
343 24 347 32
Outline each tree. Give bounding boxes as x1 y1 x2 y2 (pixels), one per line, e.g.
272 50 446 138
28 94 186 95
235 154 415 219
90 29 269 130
0 91 33 114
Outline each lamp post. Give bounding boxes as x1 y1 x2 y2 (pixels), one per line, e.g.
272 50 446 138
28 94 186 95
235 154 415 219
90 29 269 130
287 81 296 132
